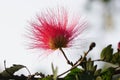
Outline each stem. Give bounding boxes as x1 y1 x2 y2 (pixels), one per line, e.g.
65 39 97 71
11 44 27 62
58 42 96 77
57 51 89 77
59 48 73 66
25 66 31 76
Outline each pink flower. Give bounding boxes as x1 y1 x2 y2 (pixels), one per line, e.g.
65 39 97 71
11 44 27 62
118 42 120 50
29 8 87 51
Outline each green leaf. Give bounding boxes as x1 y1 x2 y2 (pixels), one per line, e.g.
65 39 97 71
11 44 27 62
39 76 53 80
111 52 120 64
94 69 102 76
86 58 94 71
81 58 97 73
79 70 96 80
96 76 102 80
100 67 115 80
0 64 25 77
65 67 96 80
64 68 82 80
51 63 58 80
100 44 113 62
87 59 97 72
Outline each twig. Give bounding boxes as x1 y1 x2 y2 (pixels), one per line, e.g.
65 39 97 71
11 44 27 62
25 66 31 76
57 51 88 77
57 42 96 77
59 48 73 66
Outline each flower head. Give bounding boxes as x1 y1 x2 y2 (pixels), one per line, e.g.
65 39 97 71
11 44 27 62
118 42 120 51
29 7 87 51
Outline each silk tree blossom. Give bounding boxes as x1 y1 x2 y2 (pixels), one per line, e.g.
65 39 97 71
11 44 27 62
118 42 120 51
29 7 87 51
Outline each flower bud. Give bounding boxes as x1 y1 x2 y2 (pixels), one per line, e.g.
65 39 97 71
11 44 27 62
118 42 120 51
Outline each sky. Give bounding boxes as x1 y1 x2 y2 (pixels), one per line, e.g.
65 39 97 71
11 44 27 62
0 0 120 76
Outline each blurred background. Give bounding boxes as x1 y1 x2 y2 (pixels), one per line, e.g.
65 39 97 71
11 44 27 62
0 0 120 76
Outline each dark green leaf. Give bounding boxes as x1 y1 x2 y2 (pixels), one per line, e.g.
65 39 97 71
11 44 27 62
80 71 95 80
100 44 113 62
96 76 102 80
65 67 96 80
0 64 25 77
64 68 82 80
94 69 102 76
86 58 94 71
39 76 53 80
100 67 115 80
111 52 120 64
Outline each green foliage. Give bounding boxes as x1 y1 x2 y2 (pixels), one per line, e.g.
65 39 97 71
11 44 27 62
96 76 102 80
100 44 113 62
65 58 101 80
39 76 53 80
64 68 82 80
111 52 120 65
100 67 115 80
0 64 25 77
0 43 120 80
